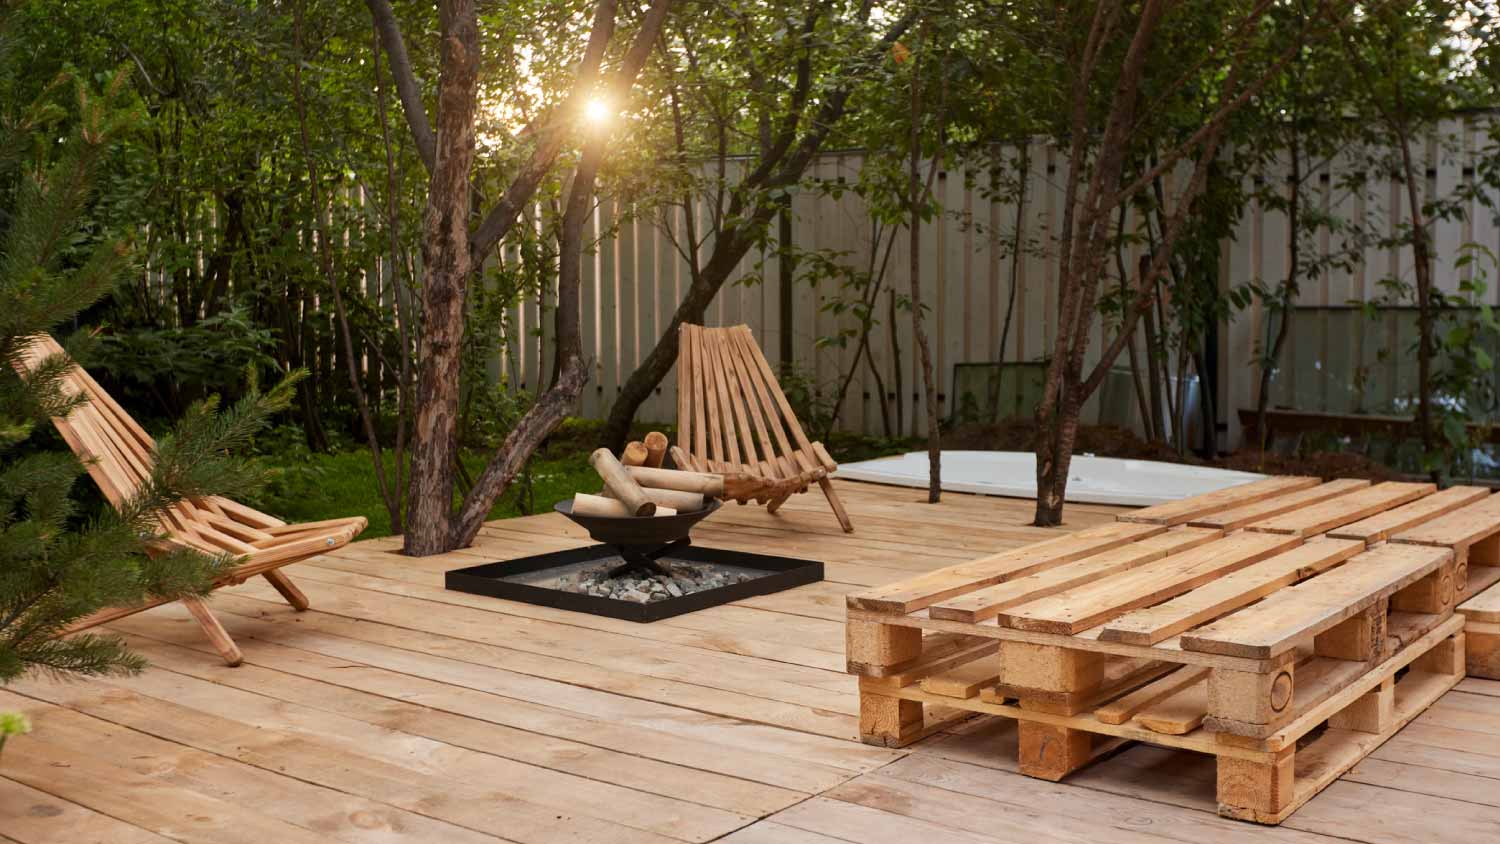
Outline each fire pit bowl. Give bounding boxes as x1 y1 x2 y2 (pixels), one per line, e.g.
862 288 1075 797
554 497 722 546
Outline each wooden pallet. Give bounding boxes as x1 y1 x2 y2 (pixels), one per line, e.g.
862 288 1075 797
846 478 1498 824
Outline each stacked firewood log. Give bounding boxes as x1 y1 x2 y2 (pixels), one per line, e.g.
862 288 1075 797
572 430 826 518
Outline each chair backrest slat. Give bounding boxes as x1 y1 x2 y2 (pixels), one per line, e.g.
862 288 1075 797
676 323 831 479
710 328 770 476
718 327 791 478
15 334 281 553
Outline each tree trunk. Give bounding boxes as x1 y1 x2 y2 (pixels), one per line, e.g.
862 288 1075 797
908 30 940 503
1396 123 1437 480
403 0 480 556
1256 134 1301 457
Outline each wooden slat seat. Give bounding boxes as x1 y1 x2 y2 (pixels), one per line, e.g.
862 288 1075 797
15 335 367 666
676 323 851 531
1178 543 1452 659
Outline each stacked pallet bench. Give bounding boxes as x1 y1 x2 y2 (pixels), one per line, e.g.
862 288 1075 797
846 476 1500 824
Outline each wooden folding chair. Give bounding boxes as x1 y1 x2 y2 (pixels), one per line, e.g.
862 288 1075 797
674 323 853 532
15 335 367 666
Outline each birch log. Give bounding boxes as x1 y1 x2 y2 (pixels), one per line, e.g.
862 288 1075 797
590 448 656 515
572 493 676 518
643 431 669 468
622 441 650 466
602 486 705 512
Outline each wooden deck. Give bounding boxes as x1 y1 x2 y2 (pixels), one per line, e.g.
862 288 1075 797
3 480 1498 844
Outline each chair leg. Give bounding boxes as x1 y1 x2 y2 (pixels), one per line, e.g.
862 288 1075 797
819 477 854 533
263 569 310 611
181 595 243 667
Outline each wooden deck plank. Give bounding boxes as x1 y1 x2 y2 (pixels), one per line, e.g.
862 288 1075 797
1119 476 1323 526
9 677 703 844
1247 482 1436 537
0 777 177 844
107 614 856 796
1098 539 1366 645
1179 544 1452 658
1187 479 1370 530
1 689 506 844
9 479 1500 844
998 532 1304 635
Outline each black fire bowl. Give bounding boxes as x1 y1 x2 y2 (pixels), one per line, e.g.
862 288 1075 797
444 543 824 623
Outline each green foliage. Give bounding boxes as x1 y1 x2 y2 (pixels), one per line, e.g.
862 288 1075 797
0 709 28 758
0 42 299 686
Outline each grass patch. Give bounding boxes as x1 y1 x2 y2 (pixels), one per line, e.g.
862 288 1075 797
247 418 915 540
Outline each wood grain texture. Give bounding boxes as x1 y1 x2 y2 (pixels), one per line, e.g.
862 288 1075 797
1180 543 1452 659
1245 482 1434 537
1117 476 1322 525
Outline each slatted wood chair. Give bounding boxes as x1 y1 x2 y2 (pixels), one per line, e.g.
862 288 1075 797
15 335 367 666
674 323 853 532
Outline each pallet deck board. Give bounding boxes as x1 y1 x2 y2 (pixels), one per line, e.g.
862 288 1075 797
1186 479 1369 531
1328 485 1491 544
1459 581 1500 624
998 532 1304 635
1245 481 1436 537
1392 491 1500 548
1117 475 1322 525
846 521 1166 615
1098 538 1365 646
929 527 1222 623
1179 543 1452 659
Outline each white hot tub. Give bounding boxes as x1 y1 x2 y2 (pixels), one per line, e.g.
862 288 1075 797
833 451 1265 507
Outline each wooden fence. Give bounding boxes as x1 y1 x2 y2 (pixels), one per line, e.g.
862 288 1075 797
496 113 1500 449
143 114 1500 450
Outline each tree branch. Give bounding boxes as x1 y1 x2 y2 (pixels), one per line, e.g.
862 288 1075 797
468 0 621 258
366 0 436 173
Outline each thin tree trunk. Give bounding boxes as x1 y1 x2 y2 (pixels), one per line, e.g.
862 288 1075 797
995 145 1028 366
908 29 941 504
1256 133 1301 457
888 288 904 436
1395 122 1437 480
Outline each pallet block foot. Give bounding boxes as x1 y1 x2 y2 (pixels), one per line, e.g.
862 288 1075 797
1412 630 1466 676
859 692 923 746
1207 657 1295 730
1328 676 1394 733
1392 559 1457 614
1466 628 1500 680
846 620 922 675
1017 721 1093 781
1217 748 1295 822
